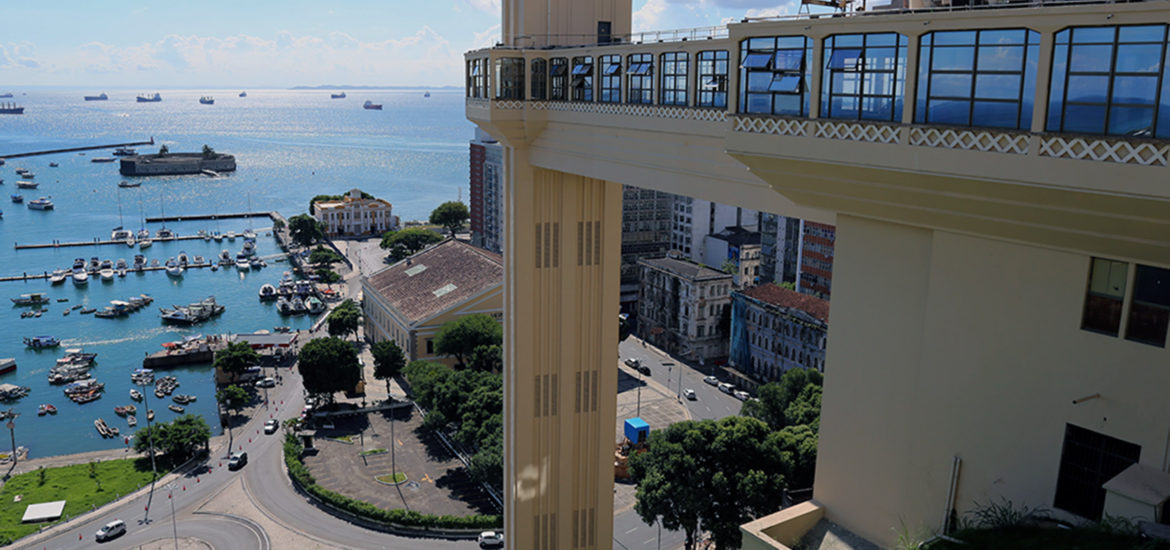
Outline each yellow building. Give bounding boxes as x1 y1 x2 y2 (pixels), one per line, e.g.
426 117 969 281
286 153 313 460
361 239 502 366
313 188 399 237
467 0 1170 549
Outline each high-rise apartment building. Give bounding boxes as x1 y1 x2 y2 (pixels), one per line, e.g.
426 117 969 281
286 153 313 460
670 195 759 263
798 221 835 300
620 185 673 313
468 0 1170 548
469 128 504 253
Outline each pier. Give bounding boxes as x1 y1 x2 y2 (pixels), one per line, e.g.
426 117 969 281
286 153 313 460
146 211 274 223
15 235 210 250
0 262 228 282
0 138 155 160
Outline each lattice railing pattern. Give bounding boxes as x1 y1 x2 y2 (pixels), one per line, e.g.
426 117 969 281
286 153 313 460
814 120 901 144
466 98 490 108
530 101 726 122
909 127 1029 155
733 116 809 137
1038 136 1170 167
494 100 524 110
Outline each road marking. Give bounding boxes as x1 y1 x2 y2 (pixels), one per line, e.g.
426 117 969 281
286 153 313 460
421 473 433 483
643 536 656 545
624 527 638 534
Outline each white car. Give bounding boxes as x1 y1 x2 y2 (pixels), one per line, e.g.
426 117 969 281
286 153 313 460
255 377 276 388
703 375 719 386
264 419 279 434
683 388 697 400
718 382 735 395
95 519 126 542
734 390 751 401
478 531 504 548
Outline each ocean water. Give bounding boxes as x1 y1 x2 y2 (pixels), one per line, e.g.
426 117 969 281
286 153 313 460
0 89 473 457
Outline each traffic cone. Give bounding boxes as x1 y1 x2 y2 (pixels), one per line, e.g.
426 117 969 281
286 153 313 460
79 534 83 540
182 486 186 491
196 477 200 483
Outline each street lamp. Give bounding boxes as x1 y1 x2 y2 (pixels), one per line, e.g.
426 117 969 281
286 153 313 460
165 482 180 550
139 375 158 525
4 409 18 479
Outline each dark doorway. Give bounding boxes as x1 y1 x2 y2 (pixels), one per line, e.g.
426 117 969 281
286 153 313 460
1053 424 1141 520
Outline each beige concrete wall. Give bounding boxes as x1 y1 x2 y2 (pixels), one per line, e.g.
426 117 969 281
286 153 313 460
817 215 1170 546
503 0 631 48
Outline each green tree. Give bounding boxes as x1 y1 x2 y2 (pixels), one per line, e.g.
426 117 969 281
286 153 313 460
216 384 249 452
434 314 502 367
133 414 211 459
309 192 373 215
316 268 341 285
326 299 361 340
467 344 502 373
298 337 362 403
740 368 824 432
629 417 789 550
288 214 325 248
309 245 343 266
720 259 737 275
429 201 470 236
201 144 216 159
273 218 285 231
379 228 443 262
214 341 260 381
778 281 796 291
371 340 406 396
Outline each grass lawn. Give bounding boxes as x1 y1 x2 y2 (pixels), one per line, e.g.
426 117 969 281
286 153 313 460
359 448 387 456
375 472 407 484
333 435 355 444
925 526 1170 550
0 458 160 545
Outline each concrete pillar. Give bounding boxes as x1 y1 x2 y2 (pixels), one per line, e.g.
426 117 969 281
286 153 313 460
504 144 621 550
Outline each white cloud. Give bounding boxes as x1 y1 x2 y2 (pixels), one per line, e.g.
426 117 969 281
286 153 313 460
633 0 670 32
473 24 502 50
0 43 42 70
464 0 500 13
743 2 799 18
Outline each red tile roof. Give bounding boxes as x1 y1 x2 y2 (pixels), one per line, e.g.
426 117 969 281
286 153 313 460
365 239 502 325
741 284 830 322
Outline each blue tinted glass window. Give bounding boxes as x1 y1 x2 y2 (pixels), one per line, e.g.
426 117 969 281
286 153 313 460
698 50 728 108
1050 25 1170 136
774 50 804 71
743 53 772 69
660 52 688 106
770 75 803 93
915 29 1038 129
824 33 906 121
747 72 773 92
739 36 811 116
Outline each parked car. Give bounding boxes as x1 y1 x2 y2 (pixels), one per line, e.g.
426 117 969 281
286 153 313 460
703 375 719 386
95 519 126 542
718 382 735 395
264 419 279 434
624 358 641 368
255 376 276 388
733 390 751 401
478 531 505 548
683 388 697 400
228 451 248 470
636 364 651 376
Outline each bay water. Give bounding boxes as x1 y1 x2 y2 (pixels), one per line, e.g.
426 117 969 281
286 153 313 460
0 89 472 457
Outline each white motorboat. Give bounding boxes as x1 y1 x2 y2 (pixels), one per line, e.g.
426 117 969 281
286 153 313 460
49 269 68 285
27 197 53 210
136 228 150 240
138 238 152 249
258 284 277 301
235 256 251 271
177 252 189 266
156 227 175 240
125 237 136 247
307 296 325 314
72 270 89 286
218 250 232 265
99 268 115 282
226 231 237 241
111 228 132 241
166 265 183 278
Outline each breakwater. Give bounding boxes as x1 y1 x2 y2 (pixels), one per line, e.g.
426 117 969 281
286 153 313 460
0 138 155 159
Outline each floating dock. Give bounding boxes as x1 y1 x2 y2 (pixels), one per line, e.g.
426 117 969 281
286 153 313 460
0 138 155 160
146 211 274 223
143 344 218 369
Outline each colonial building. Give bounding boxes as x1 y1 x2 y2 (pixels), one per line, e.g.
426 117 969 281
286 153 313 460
703 225 762 288
360 239 502 366
636 257 733 363
313 188 399 237
728 284 829 391
620 184 673 314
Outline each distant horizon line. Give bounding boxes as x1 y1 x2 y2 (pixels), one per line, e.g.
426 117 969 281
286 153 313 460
0 85 462 91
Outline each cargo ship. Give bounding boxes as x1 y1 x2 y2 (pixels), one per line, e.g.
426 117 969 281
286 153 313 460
84 93 108 101
136 93 162 103
0 103 25 115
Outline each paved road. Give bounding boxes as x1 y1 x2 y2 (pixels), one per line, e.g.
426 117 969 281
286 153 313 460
17 366 478 550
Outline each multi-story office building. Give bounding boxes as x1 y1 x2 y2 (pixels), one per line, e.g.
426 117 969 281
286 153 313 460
620 185 673 313
798 221 835 299
702 225 762 288
312 188 399 237
636 257 733 363
728 283 828 391
467 0 1170 548
670 195 760 263
361 239 502 366
469 128 504 253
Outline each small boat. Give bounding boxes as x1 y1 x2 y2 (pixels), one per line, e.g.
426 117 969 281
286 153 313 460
172 394 195 404
100 268 115 282
24 336 61 348
291 296 308 315
16 180 37 189
117 267 127 278
138 238 152 249
226 231 237 241
38 404 48 415
331 92 346 99
91 157 116 163
49 162 58 167
258 284 277 301
250 257 263 269
136 228 150 240
137 93 162 102
114 406 127 416
113 147 136 156
147 409 154 421
27 197 53 210
127 415 137 427
239 91 247 97
129 388 142 401
424 91 431 98
212 231 223 242
0 358 16 375
19 172 34 179
72 268 89 286
166 265 183 278
125 238 136 248
193 255 205 265
95 418 111 437
85 93 109 101
79 307 96 314
118 180 141 188
125 404 136 414
199 96 214 105
116 258 128 270
177 252 189 266
363 100 383 110
156 227 174 240
10 194 22 203
276 297 292 315
168 404 184 413
11 293 50 306
111 227 133 240
155 389 166 399
306 296 325 314
236 255 251 271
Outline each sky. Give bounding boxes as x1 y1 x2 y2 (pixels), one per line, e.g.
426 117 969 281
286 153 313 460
0 0 802 89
